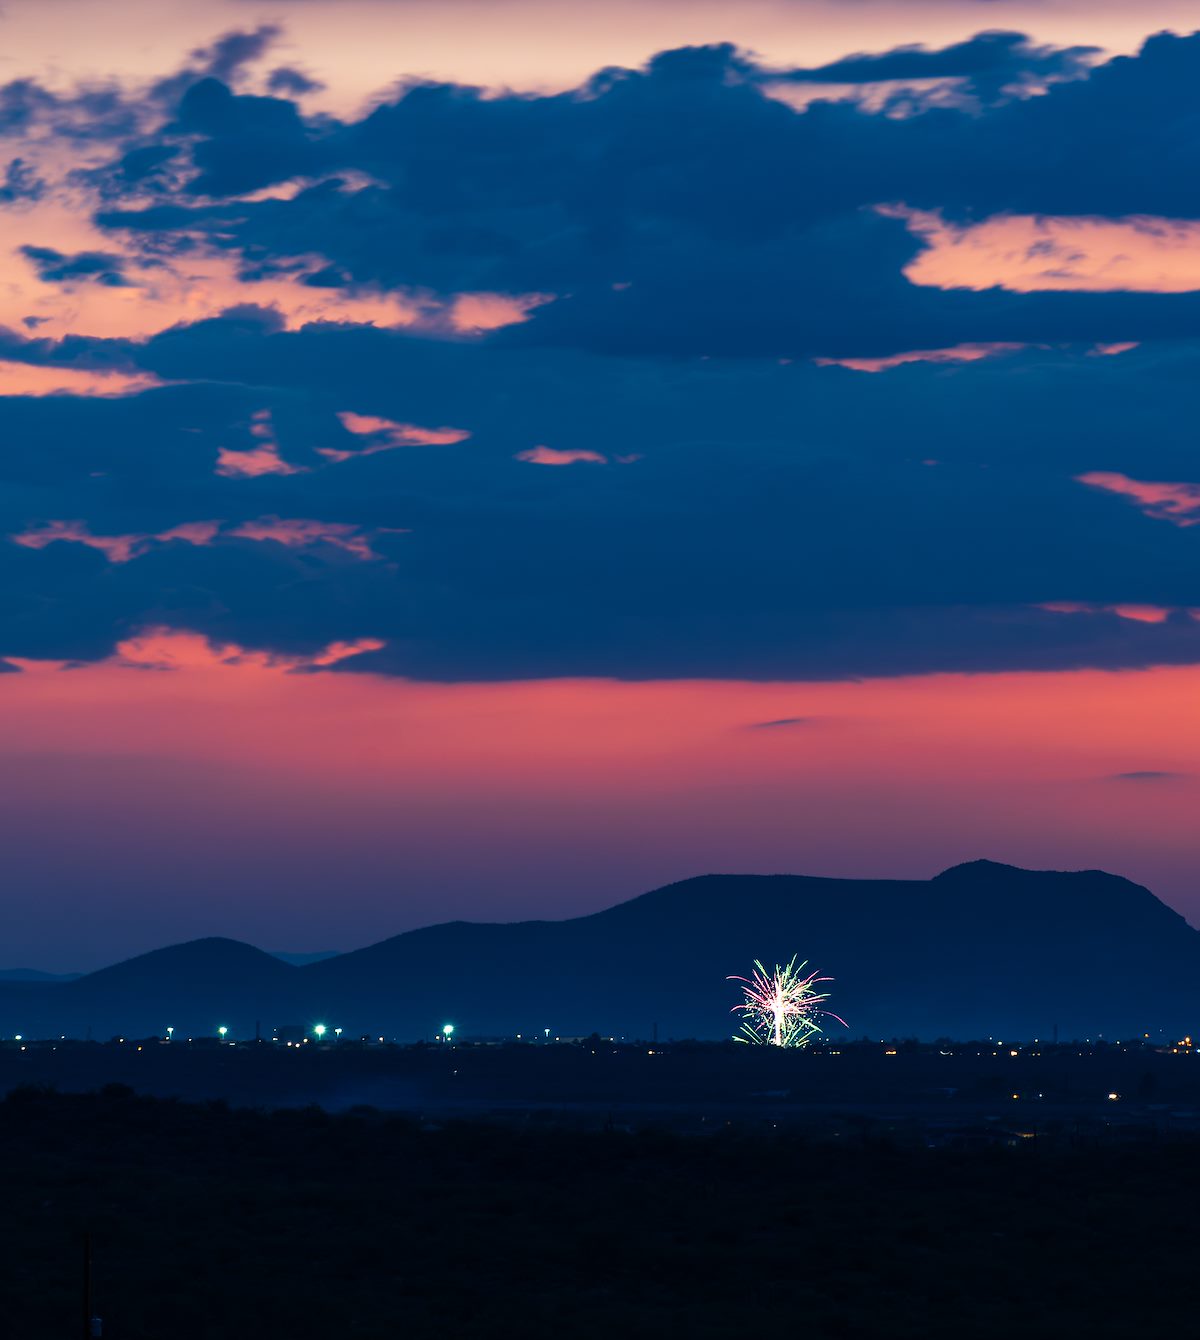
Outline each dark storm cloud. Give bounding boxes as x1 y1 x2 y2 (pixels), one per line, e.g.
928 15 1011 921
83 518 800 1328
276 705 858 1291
170 78 332 196
19 246 132 288
0 25 284 154
89 32 1200 359
7 30 1200 679
777 30 1100 101
4 320 1200 677
149 24 284 104
266 67 324 96
0 158 45 204
0 76 146 144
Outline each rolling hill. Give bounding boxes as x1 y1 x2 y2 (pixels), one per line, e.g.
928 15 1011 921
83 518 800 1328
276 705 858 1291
1 861 1197 1041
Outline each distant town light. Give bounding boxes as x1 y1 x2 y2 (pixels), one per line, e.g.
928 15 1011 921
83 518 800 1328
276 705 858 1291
442 1023 455 1037
314 1024 327 1040
218 1026 228 1039
166 1027 174 1039
14 1035 21 1042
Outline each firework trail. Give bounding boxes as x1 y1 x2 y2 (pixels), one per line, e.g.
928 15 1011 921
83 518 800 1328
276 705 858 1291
728 956 846 1046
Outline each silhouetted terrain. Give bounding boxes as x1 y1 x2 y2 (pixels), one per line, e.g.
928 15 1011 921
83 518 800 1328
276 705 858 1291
2 1085 1199 1340
3 862 1198 1040
0 969 81 982
3 1037 1199 1125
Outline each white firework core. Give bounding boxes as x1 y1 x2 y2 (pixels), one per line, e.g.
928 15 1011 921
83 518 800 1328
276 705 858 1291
727 956 845 1047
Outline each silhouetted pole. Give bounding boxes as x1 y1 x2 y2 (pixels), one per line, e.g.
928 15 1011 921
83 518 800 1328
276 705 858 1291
82 1232 92 1340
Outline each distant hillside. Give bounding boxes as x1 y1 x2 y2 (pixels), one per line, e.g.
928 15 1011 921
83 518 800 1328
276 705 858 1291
0 969 81 982
270 952 342 967
1 862 1198 1041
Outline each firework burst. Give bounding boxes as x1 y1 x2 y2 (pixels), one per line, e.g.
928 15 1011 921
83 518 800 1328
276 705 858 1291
728 957 846 1046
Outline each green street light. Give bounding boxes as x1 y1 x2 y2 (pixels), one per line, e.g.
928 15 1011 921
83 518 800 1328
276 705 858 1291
314 1024 327 1041
218 1026 228 1040
442 1023 455 1039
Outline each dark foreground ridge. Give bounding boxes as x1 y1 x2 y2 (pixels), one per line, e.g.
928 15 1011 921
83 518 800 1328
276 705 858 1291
3 861 1197 1039
3 1084 1200 1340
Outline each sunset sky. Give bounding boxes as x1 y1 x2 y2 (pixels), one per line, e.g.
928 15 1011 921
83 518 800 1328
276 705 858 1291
3 0 1200 969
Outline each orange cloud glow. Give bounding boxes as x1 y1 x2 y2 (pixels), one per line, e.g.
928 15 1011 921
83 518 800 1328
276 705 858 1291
108 629 384 672
0 176 549 346
0 361 163 398
897 208 1200 293
449 291 553 332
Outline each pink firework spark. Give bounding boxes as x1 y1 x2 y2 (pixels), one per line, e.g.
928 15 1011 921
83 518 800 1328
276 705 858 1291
728 956 847 1046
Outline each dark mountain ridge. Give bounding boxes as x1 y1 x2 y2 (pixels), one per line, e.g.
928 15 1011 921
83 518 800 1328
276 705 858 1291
2 862 1197 1041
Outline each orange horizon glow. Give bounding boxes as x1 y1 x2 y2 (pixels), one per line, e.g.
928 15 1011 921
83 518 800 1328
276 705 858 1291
2 629 1198 967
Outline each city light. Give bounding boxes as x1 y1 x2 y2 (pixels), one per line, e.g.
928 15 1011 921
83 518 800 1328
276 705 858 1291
166 1027 174 1039
442 1023 455 1038
728 957 846 1047
218 1026 228 1040
314 1024 327 1040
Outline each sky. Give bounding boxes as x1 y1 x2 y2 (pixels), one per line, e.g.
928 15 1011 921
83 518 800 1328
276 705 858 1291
2 0 1200 969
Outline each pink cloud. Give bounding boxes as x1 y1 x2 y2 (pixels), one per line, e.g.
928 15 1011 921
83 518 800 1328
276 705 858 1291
216 410 303 479
229 516 386 561
321 411 470 462
1038 601 1182 624
894 208 1200 294
155 521 223 546
816 342 1025 372
12 520 145 563
11 516 383 563
1076 471 1200 526
0 361 163 398
114 629 385 671
448 291 553 332
515 445 608 466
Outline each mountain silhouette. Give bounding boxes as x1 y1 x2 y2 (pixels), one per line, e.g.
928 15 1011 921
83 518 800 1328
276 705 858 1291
2 862 1197 1041
0 968 81 982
